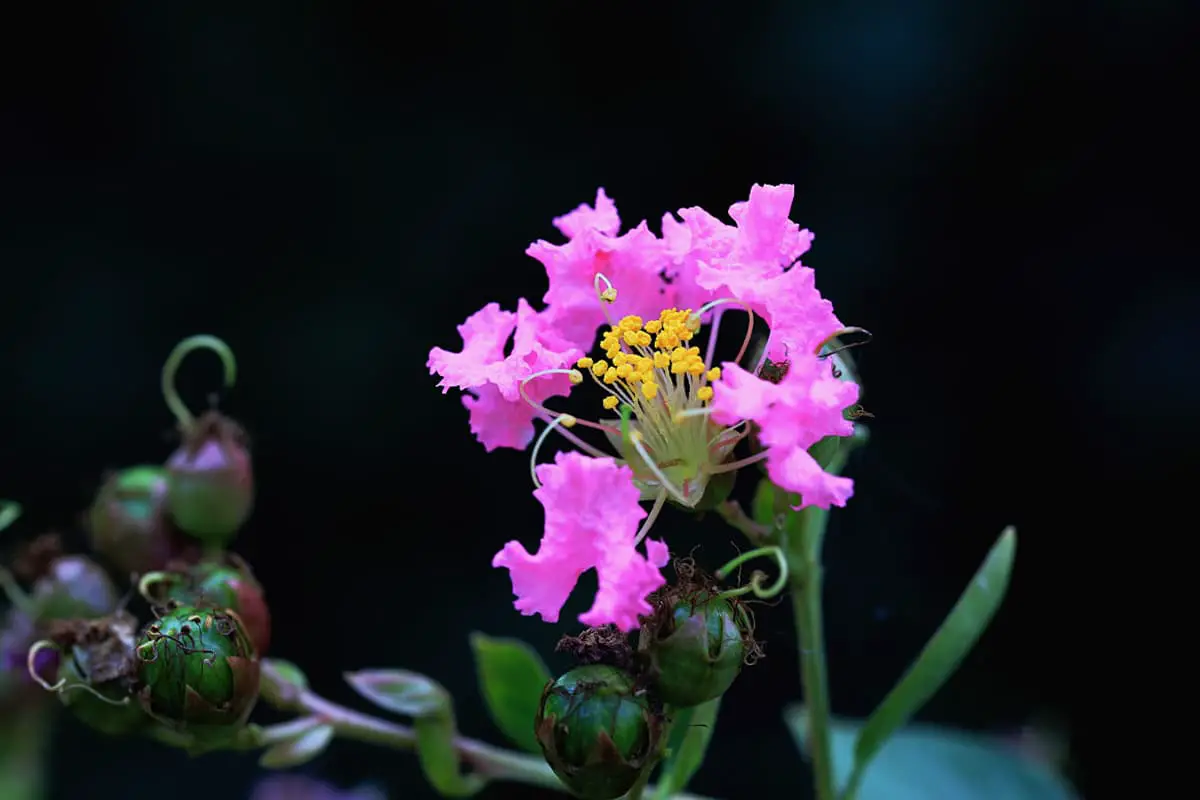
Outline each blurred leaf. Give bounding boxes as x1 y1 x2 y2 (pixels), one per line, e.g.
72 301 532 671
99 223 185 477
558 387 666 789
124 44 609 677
0 704 49 800
844 527 1017 796
786 707 1078 800
259 723 334 769
259 658 309 707
345 669 483 797
653 698 721 799
469 632 551 754
345 668 445 718
0 500 21 533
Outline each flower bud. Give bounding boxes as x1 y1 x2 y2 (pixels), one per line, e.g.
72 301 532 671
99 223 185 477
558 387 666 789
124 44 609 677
637 590 753 709
165 411 254 545
86 465 171 575
150 556 271 656
31 555 118 621
45 613 146 735
535 664 664 800
135 603 260 730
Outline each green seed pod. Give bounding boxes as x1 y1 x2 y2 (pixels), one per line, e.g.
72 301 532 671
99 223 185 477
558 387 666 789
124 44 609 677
148 556 271 656
31 556 118 621
535 664 664 800
86 465 171 575
31 614 145 738
135 603 260 731
638 590 751 709
165 411 254 545
44 613 146 735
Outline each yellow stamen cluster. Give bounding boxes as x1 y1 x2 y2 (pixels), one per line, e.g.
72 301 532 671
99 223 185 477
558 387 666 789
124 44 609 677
574 308 722 415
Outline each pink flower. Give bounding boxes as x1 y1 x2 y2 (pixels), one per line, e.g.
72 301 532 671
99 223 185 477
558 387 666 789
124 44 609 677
492 452 669 632
710 356 859 509
428 299 581 451
678 184 840 358
527 189 674 349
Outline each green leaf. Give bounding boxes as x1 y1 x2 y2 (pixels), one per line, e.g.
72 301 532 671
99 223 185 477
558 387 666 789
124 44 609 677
653 698 721 799
847 526 1018 797
468 632 552 754
786 707 1078 800
258 658 309 706
258 722 334 769
345 668 446 718
0 500 21 533
345 669 483 797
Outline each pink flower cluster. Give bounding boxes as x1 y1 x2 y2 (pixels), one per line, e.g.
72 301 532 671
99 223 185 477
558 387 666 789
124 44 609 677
428 184 860 631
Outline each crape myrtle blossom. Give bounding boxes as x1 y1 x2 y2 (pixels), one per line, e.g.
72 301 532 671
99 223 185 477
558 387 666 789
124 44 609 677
428 184 861 631
493 452 670 633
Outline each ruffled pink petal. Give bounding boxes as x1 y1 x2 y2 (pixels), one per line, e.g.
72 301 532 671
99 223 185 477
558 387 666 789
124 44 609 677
644 539 670 567
552 188 621 238
492 452 666 632
431 299 579 451
462 384 541 453
768 444 855 510
528 196 673 349
490 298 582 401
727 183 814 267
709 362 782 426
712 354 859 509
427 303 517 392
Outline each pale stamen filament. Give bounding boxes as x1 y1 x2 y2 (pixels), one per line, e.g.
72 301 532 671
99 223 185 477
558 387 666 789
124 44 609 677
633 489 669 548
704 305 726 368
519 370 612 433
592 272 619 329
627 431 688 505
535 414 613 458
695 298 757 366
529 414 582 488
709 449 769 474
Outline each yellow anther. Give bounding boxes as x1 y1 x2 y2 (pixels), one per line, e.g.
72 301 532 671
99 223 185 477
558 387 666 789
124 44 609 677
603 367 619 384
653 351 670 369
616 363 634 379
706 367 721 381
568 370 584 385
600 287 617 303
612 352 628 366
576 357 594 369
560 414 579 427
591 360 609 377
697 386 714 401
602 395 620 410
644 319 662 334
670 347 688 361
634 330 652 347
642 382 659 399
671 361 687 375
623 329 640 346
686 362 705 376
619 315 643 331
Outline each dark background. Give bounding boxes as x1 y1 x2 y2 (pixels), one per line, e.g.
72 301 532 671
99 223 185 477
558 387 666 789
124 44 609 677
0 2 1190 798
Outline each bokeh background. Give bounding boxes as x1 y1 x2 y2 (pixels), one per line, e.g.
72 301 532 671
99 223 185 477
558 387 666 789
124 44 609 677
1 2 1190 798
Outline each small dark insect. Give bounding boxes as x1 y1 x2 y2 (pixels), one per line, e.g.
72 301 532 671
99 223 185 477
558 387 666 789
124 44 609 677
759 358 790 384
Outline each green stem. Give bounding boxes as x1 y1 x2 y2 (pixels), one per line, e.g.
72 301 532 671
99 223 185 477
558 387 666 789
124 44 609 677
784 498 837 800
0 703 51 800
259 673 718 800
